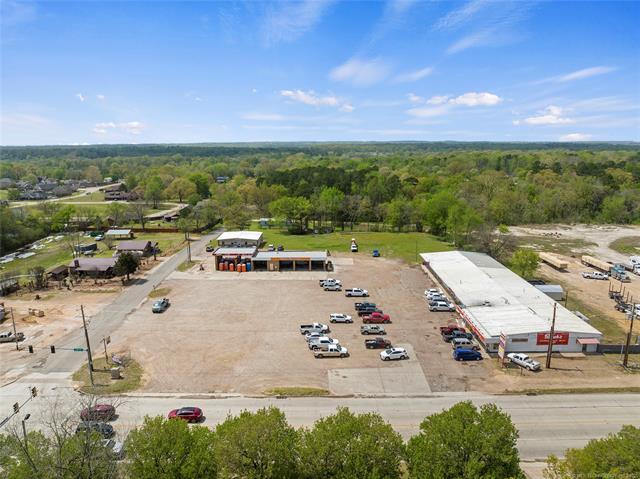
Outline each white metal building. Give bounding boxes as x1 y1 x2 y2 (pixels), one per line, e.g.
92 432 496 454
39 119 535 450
421 251 602 353
216 231 264 247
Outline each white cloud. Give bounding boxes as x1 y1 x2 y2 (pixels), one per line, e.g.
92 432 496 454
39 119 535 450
241 112 286 121
252 88 258 94
394 66 433 83
280 89 353 112
427 95 449 105
340 103 355 113
446 28 496 54
434 0 488 30
406 104 452 118
262 0 334 45
75 93 85 102
556 66 616 82
330 58 391 86
93 121 146 135
407 91 502 118
448 92 502 106
514 105 574 126
96 94 105 101
407 93 424 104
559 133 592 141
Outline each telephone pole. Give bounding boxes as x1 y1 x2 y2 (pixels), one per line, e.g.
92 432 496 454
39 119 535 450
10 308 19 351
623 304 636 368
187 231 192 263
545 303 557 369
80 305 94 387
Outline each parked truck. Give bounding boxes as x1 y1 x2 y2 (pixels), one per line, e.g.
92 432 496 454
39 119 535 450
299 323 330 335
610 264 630 282
581 255 611 272
539 252 568 270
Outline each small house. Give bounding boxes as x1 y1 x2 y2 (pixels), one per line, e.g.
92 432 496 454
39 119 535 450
116 240 157 256
47 265 69 281
105 229 133 240
68 258 117 278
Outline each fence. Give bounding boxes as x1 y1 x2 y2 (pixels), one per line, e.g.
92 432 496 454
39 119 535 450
597 343 640 354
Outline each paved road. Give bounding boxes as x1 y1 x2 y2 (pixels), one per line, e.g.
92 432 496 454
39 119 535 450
24 231 219 376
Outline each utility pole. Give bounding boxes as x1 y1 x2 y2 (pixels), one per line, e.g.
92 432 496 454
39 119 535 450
187 231 192 263
10 308 19 351
80 305 94 387
545 303 557 369
102 336 110 363
623 304 636 368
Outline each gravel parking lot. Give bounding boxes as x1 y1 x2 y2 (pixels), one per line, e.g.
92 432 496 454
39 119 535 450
113 254 492 395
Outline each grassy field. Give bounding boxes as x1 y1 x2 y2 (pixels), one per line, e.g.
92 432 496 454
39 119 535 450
64 190 105 202
513 235 596 256
247 225 452 264
0 189 8 200
610 236 640 256
72 357 144 394
264 387 330 397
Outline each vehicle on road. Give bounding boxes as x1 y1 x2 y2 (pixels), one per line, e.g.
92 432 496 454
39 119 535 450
345 288 369 297
102 439 125 460
453 349 482 361
365 337 392 349
151 298 170 313
324 283 342 291
0 331 25 343
507 353 541 371
380 347 408 361
429 301 455 312
75 421 115 438
451 338 479 350
300 323 330 335
355 302 376 311
372 249 380 257
360 324 386 335
362 312 391 324
81 404 116 421
308 336 340 350
581 271 608 280
329 313 353 323
168 407 204 423
314 345 349 358
319 278 342 287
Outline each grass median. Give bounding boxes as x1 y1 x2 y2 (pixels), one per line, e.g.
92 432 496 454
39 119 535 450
72 356 144 395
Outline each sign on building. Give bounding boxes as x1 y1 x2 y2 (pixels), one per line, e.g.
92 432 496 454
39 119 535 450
536 332 569 346
498 331 507 365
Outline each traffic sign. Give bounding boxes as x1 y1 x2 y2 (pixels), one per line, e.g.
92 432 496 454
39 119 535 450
73 347 85 352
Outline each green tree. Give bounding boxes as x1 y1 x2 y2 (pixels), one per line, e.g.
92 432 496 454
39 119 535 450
83 165 103 184
407 401 523 479
51 204 76 231
145 176 164 208
125 416 217 479
128 202 148 230
214 407 299 479
107 202 127 227
114 252 139 281
544 425 640 479
165 177 196 203
299 407 405 479
317 186 345 227
510 248 539 279
269 196 312 233
424 190 457 236
387 197 414 231
446 202 482 248
189 173 211 199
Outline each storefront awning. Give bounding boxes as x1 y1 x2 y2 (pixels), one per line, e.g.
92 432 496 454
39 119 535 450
577 337 600 345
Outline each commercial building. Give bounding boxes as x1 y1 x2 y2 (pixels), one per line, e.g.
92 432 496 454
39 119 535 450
252 251 329 271
216 231 263 248
212 246 258 270
420 251 602 353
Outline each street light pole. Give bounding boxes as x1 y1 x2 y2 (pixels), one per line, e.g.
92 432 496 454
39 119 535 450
623 304 636 368
21 413 38 473
10 307 20 351
80 305 95 387
545 303 557 369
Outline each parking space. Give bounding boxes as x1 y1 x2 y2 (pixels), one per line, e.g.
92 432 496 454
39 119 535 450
112 254 493 395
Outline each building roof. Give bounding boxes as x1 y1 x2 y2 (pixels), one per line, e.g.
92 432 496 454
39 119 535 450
534 284 564 294
48 265 68 275
254 250 328 261
68 257 117 272
116 240 154 251
105 229 131 236
217 231 263 242
420 251 601 339
213 246 257 256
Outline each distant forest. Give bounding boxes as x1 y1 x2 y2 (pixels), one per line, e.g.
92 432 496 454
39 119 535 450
1 142 640 255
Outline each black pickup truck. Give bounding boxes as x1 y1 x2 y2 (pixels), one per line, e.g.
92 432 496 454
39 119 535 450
355 302 376 311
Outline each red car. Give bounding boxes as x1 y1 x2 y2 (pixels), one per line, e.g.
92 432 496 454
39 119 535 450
362 312 391 324
168 407 203 423
440 325 466 335
80 404 116 422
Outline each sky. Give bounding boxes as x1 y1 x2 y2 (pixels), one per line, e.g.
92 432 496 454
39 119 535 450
1 0 639 145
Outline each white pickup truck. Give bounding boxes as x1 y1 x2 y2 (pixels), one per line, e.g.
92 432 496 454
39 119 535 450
582 271 608 280
299 323 330 335
308 336 340 350
313 345 349 358
345 288 369 297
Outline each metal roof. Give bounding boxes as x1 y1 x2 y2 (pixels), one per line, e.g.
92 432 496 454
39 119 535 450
105 229 131 236
217 231 263 241
534 284 564 294
116 240 154 251
254 250 328 261
420 251 602 339
213 246 257 256
68 257 117 271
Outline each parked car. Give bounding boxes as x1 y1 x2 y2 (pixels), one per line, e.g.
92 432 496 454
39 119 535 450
314 345 349 358
205 244 214 252
304 332 328 343
365 337 392 349
0 331 25 343
425 290 445 301
507 353 541 371
168 407 203 423
267 244 275 251
300 323 330 335
453 349 482 361
442 330 473 342
429 301 455 312
81 404 116 421
439 324 466 335
102 439 125 460
75 421 114 438
345 288 369 297
372 249 380 257
451 338 479 350
329 313 353 323
95 234 105 241
355 302 377 311
425 288 444 297
360 324 386 335
582 271 608 280
151 298 170 313
362 312 391 324
380 347 408 361
308 336 340 350
319 278 341 287
357 308 383 317
277 245 284 251
324 283 342 291
350 243 358 253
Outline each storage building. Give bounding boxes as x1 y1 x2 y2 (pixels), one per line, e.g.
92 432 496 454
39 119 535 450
420 251 602 353
213 246 257 270
252 251 328 271
216 231 263 247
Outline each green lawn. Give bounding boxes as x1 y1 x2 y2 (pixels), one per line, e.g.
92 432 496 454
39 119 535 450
64 190 105 202
252 224 451 264
0 237 73 278
72 357 144 394
135 232 186 256
610 236 640 256
0 189 8 200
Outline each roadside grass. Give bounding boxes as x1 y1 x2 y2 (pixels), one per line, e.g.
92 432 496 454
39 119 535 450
138 232 187 256
610 236 640 256
64 190 106 202
177 260 196 272
72 357 144 394
148 287 171 298
0 189 8 200
503 384 640 395
255 225 451 264
513 235 596 257
264 387 330 397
